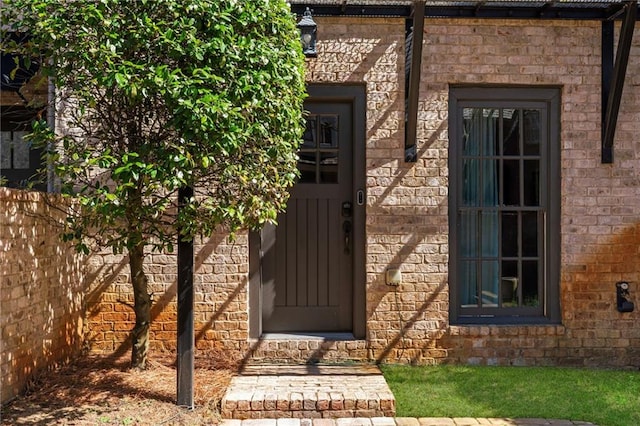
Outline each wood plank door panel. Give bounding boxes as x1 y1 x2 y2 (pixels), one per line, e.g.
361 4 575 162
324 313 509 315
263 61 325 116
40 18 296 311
262 101 353 332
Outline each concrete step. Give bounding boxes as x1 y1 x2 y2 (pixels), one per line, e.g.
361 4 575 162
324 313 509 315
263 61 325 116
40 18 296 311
221 365 396 420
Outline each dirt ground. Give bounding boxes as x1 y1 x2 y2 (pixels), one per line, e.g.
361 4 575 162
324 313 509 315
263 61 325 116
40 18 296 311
0 353 235 425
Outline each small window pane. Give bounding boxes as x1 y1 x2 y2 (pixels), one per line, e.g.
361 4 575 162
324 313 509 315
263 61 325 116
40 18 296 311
462 108 498 156
298 152 316 183
502 260 518 278
481 260 499 307
523 110 540 156
501 212 518 257
302 117 316 149
319 116 338 148
523 160 540 206
481 159 499 206
522 212 538 257
461 261 478 306
1 132 11 169
522 260 539 307
501 261 519 306
462 158 480 207
502 160 520 206
462 108 479 156
502 109 520 156
480 211 498 257
12 132 30 169
319 151 338 183
482 108 499 156
460 211 478 258
501 276 518 306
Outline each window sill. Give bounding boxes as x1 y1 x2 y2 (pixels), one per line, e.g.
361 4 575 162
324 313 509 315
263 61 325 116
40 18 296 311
449 322 566 337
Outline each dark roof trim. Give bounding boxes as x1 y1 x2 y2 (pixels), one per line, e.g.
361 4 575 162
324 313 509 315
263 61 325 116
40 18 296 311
290 1 630 20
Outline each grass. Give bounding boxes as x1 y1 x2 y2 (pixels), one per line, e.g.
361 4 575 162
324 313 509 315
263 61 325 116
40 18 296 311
381 364 640 426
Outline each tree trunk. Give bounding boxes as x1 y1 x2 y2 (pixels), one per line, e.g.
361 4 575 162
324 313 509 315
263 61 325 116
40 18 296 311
129 242 151 370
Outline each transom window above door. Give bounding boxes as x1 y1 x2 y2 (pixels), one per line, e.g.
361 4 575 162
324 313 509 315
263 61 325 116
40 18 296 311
299 114 339 184
449 87 560 324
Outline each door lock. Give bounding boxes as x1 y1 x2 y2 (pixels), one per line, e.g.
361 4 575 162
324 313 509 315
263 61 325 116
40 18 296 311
342 201 352 218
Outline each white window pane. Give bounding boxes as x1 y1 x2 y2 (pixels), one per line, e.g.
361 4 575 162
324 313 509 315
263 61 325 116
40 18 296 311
1 131 11 169
12 131 31 169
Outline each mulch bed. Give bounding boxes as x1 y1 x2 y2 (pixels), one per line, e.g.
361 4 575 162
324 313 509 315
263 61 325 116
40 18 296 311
1 353 235 425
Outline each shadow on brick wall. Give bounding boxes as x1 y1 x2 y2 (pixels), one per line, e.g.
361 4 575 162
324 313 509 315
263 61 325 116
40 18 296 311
85 233 241 364
1 188 87 403
365 118 450 364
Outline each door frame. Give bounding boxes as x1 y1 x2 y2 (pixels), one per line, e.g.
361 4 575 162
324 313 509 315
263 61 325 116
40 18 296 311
249 84 367 339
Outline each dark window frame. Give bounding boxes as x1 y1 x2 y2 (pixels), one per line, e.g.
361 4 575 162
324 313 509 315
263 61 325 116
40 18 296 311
1 105 47 191
449 86 561 325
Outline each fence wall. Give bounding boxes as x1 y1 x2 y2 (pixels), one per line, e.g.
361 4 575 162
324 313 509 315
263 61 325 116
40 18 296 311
1 188 86 404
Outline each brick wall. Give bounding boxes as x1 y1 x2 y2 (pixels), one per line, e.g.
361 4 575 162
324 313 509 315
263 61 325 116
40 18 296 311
1 188 86 404
416 18 640 367
85 232 250 359
86 17 640 368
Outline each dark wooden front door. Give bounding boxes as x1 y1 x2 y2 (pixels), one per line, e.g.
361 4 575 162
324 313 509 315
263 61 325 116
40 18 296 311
260 100 355 332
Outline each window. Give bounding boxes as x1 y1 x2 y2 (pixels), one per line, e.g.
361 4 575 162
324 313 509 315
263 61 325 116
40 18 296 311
298 114 339 184
449 87 560 324
1 32 46 191
1 106 46 190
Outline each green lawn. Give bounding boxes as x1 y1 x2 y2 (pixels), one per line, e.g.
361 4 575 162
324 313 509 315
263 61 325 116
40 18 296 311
381 364 640 426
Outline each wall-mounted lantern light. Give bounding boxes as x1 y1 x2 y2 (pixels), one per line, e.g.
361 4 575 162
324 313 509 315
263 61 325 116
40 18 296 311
297 7 317 58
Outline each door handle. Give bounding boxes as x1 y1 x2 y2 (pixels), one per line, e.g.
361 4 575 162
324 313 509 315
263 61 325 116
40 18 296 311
343 220 352 254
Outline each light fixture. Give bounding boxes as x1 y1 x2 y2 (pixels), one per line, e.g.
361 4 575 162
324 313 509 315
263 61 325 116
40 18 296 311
297 7 317 58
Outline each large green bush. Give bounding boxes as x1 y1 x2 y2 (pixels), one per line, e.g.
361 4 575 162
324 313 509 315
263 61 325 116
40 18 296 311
2 0 307 368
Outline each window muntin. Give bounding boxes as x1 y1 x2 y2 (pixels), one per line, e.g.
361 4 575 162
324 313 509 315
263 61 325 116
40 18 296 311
449 87 560 324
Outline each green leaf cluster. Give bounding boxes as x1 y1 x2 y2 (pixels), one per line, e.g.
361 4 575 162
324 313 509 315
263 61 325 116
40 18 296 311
1 0 307 253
